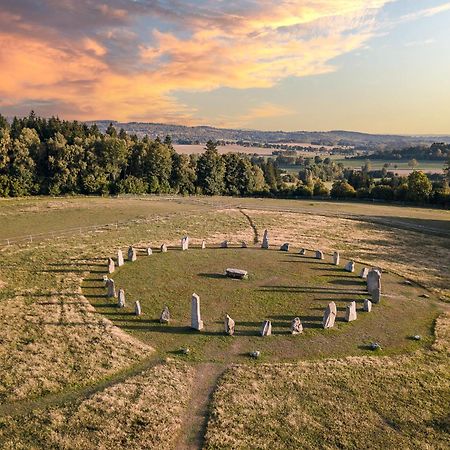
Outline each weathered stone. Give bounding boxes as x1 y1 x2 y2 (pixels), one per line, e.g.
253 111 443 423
413 335 421 341
322 302 337 329
103 274 109 286
191 293 204 330
260 320 272 336
226 268 248 279
241 241 248 248
367 269 381 294
280 243 290 252
106 278 116 298
315 250 324 260
345 301 357 322
333 251 340 266
420 293 430 299
363 299 372 312
128 246 137 262
371 288 381 304
261 229 269 249
360 267 369 279
344 261 355 273
181 236 189 251
403 280 413 286
180 347 190 355
249 350 261 358
224 314 235 335
291 317 303 335
160 305 170 323
107 257 115 274
299 248 306 255
220 240 228 248
146 247 153 256
160 243 168 253
201 240 206 249
117 289 126 308
134 300 142 316
117 250 124 267
369 342 381 351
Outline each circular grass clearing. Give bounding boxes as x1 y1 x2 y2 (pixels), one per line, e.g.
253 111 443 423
84 246 438 362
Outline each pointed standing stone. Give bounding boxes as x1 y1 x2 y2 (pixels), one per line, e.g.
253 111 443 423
107 257 115 274
128 246 137 262
181 236 189 251
117 289 126 308
241 241 248 248
299 249 306 255
360 267 369 279
224 314 235 335
322 302 337 328
363 299 372 312
146 247 152 256
316 250 324 260
134 301 142 316
117 250 124 267
106 278 116 298
280 243 290 252
291 317 303 335
345 301 357 322
261 229 269 249
191 293 204 330
201 240 206 249
344 261 355 272
160 243 168 253
160 306 170 323
260 320 272 336
220 240 228 248
333 251 340 265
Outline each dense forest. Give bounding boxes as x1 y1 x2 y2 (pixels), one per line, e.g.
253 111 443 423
0 113 449 206
350 143 450 161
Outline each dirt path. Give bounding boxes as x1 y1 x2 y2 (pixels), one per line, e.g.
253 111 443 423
239 209 260 244
175 362 226 450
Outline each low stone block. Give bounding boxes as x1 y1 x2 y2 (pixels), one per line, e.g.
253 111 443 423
160 305 170 323
315 250 324 260
360 267 369 279
344 261 355 273
299 248 306 255
345 301 357 322
220 240 228 248
280 243 290 252
291 317 303 335
226 268 248 279
363 299 372 312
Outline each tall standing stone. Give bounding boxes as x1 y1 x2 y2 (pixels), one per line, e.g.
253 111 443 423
316 250 324 260
280 243 290 252
291 317 303 335
201 240 206 249
345 301 357 322
367 269 382 303
360 267 369 279
160 243 168 253
191 293 204 331
363 299 372 312
106 278 116 298
107 257 115 274
261 229 269 249
117 250 124 267
160 306 170 323
322 302 337 329
134 300 142 316
146 247 153 256
118 289 126 308
181 236 189 251
344 261 355 273
333 251 340 265
224 314 235 336
260 320 272 336
128 246 137 262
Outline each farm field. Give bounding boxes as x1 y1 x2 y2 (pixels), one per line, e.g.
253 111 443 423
0 195 449 449
174 144 275 156
333 158 446 174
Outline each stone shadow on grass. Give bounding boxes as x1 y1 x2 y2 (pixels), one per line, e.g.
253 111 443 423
198 273 227 279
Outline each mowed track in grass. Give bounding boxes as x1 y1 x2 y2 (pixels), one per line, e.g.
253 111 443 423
84 246 438 362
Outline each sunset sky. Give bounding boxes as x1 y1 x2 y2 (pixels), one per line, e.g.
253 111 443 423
0 0 449 133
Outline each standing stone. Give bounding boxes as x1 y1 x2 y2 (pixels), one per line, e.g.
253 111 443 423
160 306 170 323
241 241 248 248
117 250 124 267
344 261 355 273
280 243 290 252
360 267 369 279
260 320 272 336
220 240 228 248
371 288 381 304
363 299 372 312
201 240 206 249
106 278 116 298
299 248 306 255
191 293 204 331
224 314 235 336
291 317 303 335
367 269 382 303
117 289 126 308
315 250 324 260
333 251 340 266
107 257 115 274
146 247 153 256
345 301 357 322
128 246 137 262
261 229 269 249
181 236 189 251
134 301 142 316
160 243 168 253
103 275 109 286
322 302 337 329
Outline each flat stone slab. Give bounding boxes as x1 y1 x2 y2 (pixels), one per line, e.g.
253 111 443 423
225 268 248 279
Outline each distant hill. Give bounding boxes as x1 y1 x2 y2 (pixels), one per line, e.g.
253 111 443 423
87 120 450 150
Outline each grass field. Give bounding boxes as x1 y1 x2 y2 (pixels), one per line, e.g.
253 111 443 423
0 195 448 449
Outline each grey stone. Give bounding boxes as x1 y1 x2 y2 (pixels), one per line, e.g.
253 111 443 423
280 243 290 252
117 250 124 267
315 250 324 260
261 229 269 249
299 248 306 255
333 251 340 265
369 342 381 351
413 335 421 341
106 278 116 298
371 289 381 304
345 301 357 322
249 350 261 358
344 261 355 273
226 268 248 279
322 302 337 329
241 241 248 248
103 275 109 286
224 314 235 335
367 269 381 303
107 257 115 274
160 243 168 253
220 240 228 248
180 347 190 355
360 267 369 279
363 299 372 312
134 300 142 316
128 246 137 262
181 236 189 251
117 289 126 308
160 305 170 323
291 317 303 335
260 320 272 336
201 240 206 249
420 293 430 298
191 293 204 331
146 247 153 256
403 280 413 286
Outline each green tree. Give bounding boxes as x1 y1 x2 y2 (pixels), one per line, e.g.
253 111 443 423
144 141 173 193
406 171 432 202
196 141 225 195
408 158 418 170
170 153 196 194
330 180 356 199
